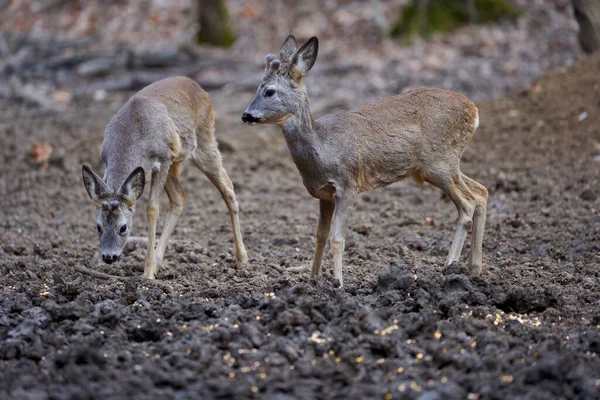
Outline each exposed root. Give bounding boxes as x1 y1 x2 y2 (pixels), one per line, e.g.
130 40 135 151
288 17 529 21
268 264 284 273
285 264 309 273
74 266 132 281
74 266 173 290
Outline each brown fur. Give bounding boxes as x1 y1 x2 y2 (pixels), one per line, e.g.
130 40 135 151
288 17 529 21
86 76 248 279
243 36 488 286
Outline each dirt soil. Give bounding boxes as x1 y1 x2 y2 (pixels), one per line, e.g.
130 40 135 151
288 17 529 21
1 51 600 399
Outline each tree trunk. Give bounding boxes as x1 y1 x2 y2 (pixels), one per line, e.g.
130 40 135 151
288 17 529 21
572 0 600 53
193 0 236 47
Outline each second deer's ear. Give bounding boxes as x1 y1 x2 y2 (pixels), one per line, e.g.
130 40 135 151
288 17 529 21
289 37 318 82
82 165 109 201
279 35 298 62
118 167 145 201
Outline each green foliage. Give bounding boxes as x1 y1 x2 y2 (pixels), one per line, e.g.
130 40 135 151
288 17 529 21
194 0 237 48
391 0 523 38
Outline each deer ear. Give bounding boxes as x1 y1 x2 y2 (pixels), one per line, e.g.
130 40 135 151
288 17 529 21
289 37 318 81
82 165 109 201
279 35 298 62
118 167 145 201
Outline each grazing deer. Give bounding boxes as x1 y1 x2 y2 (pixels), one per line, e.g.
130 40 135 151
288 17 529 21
242 36 488 286
82 76 248 279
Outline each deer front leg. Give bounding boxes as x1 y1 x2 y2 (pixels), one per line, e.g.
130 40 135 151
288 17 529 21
310 200 335 276
127 237 148 246
155 163 186 271
329 191 356 287
144 164 169 279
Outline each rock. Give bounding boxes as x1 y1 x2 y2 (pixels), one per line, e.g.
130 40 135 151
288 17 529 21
417 391 441 400
241 322 264 347
580 189 596 201
77 58 114 77
376 261 415 292
573 0 600 53
276 308 311 333
137 48 181 68
277 338 299 362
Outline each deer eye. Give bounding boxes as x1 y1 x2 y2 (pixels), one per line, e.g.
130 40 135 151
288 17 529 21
96 224 102 234
265 89 275 97
119 225 127 235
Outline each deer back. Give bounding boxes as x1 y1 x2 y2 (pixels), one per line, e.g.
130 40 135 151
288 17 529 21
313 88 479 192
101 77 210 189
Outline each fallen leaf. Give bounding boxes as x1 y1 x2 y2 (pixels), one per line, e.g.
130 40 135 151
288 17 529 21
53 90 72 104
425 217 435 227
529 83 542 94
239 0 262 20
149 10 161 25
31 142 53 169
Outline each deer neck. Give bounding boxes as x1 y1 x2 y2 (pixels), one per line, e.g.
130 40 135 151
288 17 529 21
278 98 321 171
104 154 140 192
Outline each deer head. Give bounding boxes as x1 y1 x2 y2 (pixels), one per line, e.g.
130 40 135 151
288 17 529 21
81 165 145 264
242 35 319 125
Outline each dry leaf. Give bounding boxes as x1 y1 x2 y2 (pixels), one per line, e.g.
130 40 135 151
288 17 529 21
149 10 161 25
530 83 542 94
31 142 53 169
53 90 72 104
239 0 262 20
425 217 435 227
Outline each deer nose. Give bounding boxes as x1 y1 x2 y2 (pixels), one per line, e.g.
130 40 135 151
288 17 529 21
102 253 120 264
241 112 259 123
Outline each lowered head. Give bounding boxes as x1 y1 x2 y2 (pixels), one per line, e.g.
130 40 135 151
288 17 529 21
81 165 145 264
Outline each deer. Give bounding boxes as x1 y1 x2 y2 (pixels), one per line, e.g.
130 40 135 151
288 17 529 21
242 36 488 287
82 76 248 279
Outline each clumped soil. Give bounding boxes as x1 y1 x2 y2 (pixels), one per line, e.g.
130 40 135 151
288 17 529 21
1 53 600 399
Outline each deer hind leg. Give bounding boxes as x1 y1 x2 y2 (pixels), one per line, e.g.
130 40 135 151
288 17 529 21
428 170 476 267
144 163 170 279
192 140 248 266
155 162 187 271
329 191 356 287
461 173 488 275
311 200 335 277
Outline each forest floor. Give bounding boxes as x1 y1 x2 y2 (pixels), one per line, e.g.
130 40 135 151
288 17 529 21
1 45 599 400
1 1 599 399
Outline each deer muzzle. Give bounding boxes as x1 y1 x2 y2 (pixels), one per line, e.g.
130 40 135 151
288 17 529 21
241 112 262 125
102 253 120 264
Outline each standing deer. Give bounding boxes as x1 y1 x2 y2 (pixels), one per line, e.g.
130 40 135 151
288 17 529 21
82 76 248 279
242 36 488 286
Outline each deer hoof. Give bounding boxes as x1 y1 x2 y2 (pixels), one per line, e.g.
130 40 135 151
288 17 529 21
469 263 482 276
236 251 249 266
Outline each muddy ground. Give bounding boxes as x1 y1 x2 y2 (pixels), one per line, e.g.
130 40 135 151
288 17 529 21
1 49 600 400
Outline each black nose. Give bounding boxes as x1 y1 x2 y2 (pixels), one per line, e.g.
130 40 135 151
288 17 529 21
102 254 119 264
241 112 259 123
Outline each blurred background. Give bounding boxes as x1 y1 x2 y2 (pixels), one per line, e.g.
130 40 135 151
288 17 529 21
1 4 599 398
0 0 595 119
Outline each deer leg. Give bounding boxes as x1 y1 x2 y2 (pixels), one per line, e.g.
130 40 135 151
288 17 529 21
329 192 356 287
192 144 248 266
444 176 477 266
310 200 335 277
428 172 476 266
144 164 169 280
127 237 148 246
155 163 186 271
461 173 488 275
